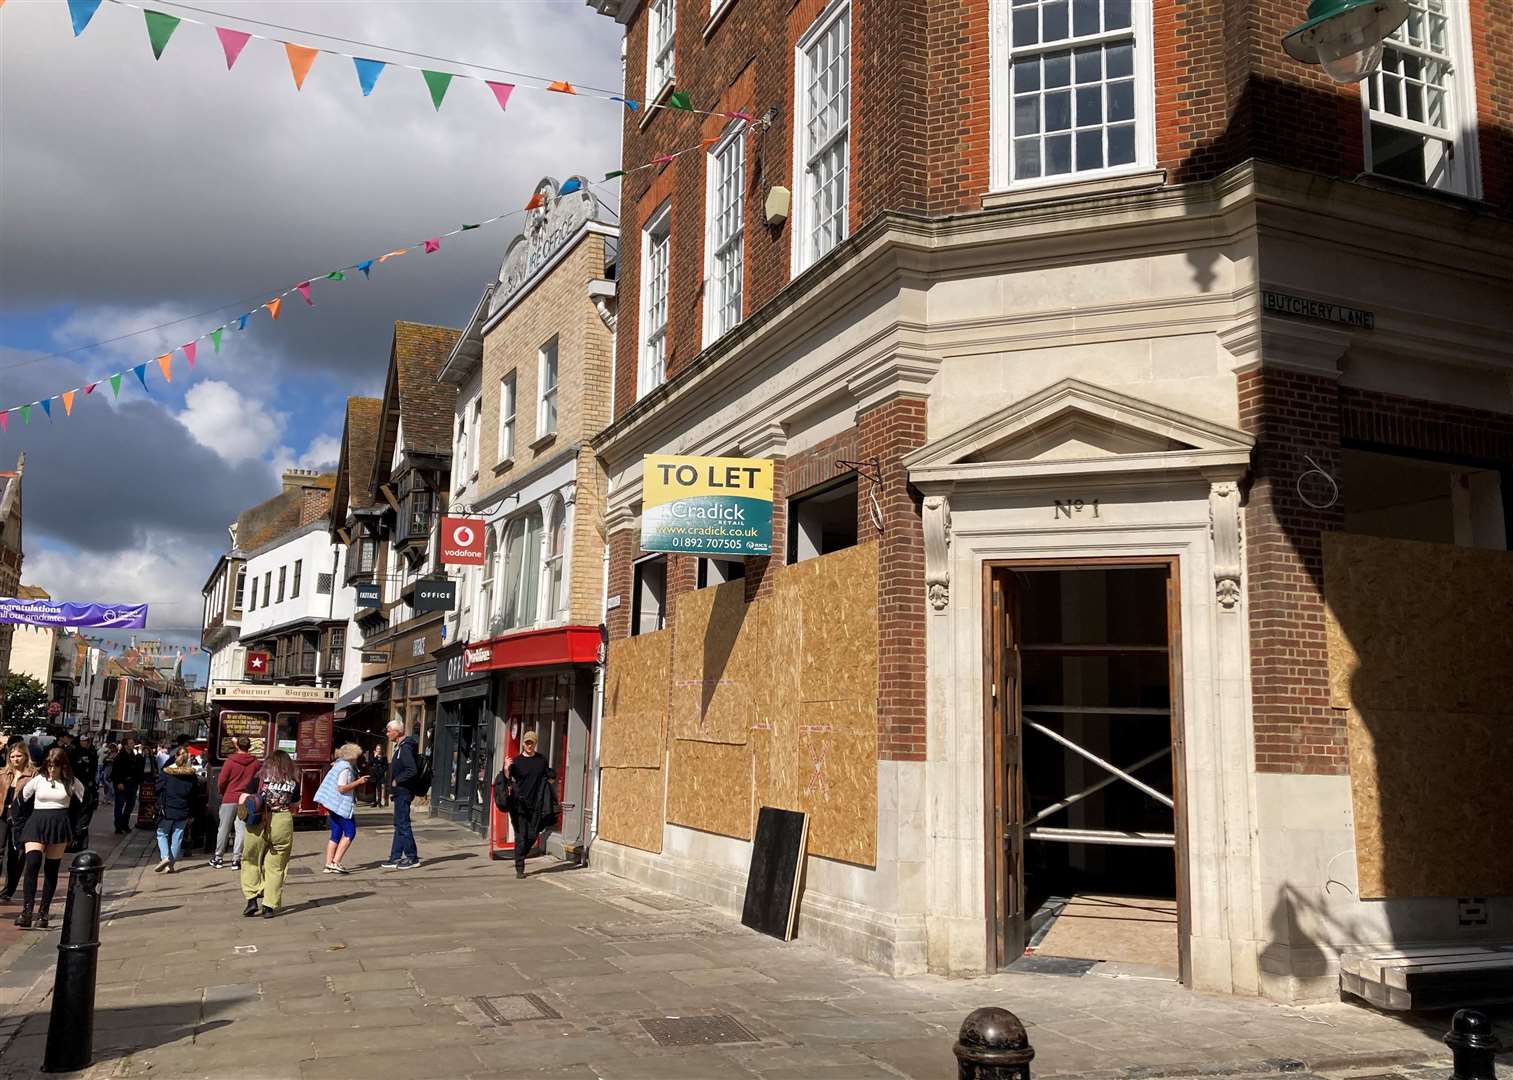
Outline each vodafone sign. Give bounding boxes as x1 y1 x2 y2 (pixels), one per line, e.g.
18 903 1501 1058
439 516 487 566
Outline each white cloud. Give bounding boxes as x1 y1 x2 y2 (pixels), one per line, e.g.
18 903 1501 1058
270 431 342 479
176 380 287 465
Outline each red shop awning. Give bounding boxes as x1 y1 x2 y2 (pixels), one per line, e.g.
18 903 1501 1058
464 625 601 673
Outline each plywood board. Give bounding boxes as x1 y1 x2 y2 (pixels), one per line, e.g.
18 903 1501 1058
1346 708 1512 898
670 580 763 744
666 739 754 839
597 767 665 854
1323 533 1513 713
796 543 878 704
741 807 809 941
601 631 671 768
770 698 878 866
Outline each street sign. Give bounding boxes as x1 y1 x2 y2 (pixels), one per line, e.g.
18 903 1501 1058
244 651 272 677
360 651 388 665
355 582 382 608
642 454 773 557
439 516 487 566
413 579 457 612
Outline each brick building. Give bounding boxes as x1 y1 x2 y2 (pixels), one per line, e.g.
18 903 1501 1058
586 0 1513 1000
431 178 618 848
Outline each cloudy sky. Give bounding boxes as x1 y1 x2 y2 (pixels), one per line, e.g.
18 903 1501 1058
0 0 625 680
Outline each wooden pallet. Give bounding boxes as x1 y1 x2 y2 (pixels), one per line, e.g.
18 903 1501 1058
1340 944 1513 1011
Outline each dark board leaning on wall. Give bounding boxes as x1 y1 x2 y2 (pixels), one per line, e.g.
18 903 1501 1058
742 807 809 941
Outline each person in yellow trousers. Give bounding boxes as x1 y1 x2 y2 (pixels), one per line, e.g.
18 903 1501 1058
240 750 298 919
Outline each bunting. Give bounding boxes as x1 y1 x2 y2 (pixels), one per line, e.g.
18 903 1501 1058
284 42 318 90
68 0 102 37
215 26 250 69
110 373 123 399
297 281 314 304
353 57 386 97
183 341 197 366
264 297 283 320
63 391 76 416
209 328 222 352
422 70 453 111
18 406 29 427
142 9 179 60
132 365 149 392
422 238 440 254
156 353 173 382
39 400 52 420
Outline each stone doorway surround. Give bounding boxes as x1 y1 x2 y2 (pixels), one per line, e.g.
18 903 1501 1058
904 378 1262 995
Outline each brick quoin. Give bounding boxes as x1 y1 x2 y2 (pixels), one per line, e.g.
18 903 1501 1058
606 529 638 642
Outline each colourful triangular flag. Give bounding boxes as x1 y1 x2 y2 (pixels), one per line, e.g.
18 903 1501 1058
84 383 97 395
422 70 453 111
486 81 515 112
0 413 7 434
653 154 676 165
378 249 406 263
423 238 440 253
356 260 374 278
156 353 172 382
143 10 180 60
236 313 249 331
133 365 149 392
210 327 223 352
668 90 693 111
612 97 639 112
284 43 319 91
182 341 197 367
605 170 625 180
353 57 385 97
264 297 283 320
110 373 123 397
701 136 720 149
38 399 51 420
297 281 314 304
62 391 75 417
525 192 545 211
461 223 481 231
216 27 250 69
20 404 31 425
728 110 754 122
326 271 345 281
547 80 576 95
558 178 583 195
68 0 102 37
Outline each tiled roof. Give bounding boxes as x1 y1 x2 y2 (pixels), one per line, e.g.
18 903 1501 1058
340 397 383 511
391 322 460 456
18 584 49 600
236 474 337 551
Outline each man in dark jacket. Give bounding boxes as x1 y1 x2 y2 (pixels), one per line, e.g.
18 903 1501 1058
69 735 100 847
210 737 261 870
111 737 146 833
505 730 557 879
380 720 422 870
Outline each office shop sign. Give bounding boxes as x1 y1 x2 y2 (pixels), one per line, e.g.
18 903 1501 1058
413 578 457 613
642 454 773 557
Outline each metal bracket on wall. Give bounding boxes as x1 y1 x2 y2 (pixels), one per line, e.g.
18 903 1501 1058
836 458 885 533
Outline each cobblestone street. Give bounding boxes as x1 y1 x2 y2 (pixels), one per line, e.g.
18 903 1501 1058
0 808 1504 1080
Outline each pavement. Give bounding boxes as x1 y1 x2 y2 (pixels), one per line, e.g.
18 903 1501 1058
0 805 1505 1080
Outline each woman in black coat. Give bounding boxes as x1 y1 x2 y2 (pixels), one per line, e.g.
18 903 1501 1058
154 749 200 873
506 731 557 880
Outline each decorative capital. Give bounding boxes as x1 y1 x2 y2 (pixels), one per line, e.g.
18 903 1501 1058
1209 481 1243 612
922 494 952 612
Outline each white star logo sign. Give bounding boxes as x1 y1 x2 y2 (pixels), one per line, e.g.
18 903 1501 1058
250 656 265 671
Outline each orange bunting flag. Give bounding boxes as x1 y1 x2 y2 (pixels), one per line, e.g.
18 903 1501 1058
265 297 283 320
156 353 173 382
547 80 576 95
377 249 407 263
525 192 545 211
284 43 319 90
701 136 720 148
62 390 75 417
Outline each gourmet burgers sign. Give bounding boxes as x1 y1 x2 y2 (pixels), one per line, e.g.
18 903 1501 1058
642 454 773 557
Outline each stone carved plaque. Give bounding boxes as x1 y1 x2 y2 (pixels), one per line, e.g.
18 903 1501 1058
489 176 598 316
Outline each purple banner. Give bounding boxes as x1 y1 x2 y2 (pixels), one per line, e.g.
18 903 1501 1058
0 599 149 628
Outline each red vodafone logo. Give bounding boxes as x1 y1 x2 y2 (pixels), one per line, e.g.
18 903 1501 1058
439 516 487 565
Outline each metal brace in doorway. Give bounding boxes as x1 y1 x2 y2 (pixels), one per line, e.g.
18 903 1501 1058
836 458 885 533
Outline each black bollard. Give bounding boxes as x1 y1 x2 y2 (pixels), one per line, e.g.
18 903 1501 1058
954 1006 1035 1080
1445 1008 1502 1080
41 851 104 1074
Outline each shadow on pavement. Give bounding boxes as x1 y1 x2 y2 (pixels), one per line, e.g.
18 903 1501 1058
0 1002 233 1073
101 905 181 922
275 890 376 916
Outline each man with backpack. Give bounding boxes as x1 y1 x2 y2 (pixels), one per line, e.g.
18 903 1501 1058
380 719 428 870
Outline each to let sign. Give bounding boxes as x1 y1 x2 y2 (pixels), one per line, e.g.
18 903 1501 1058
642 454 773 557
439 516 487 566
413 579 457 612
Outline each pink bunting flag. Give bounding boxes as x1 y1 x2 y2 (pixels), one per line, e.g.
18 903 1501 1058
0 413 8 434
84 383 97 395
297 281 314 305
727 110 754 122
182 341 197 367
486 81 515 112
216 26 250 70
423 238 440 253
654 154 677 165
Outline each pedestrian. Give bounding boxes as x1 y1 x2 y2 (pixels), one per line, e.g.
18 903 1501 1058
209 736 261 870
315 744 369 875
97 743 115 805
26 736 43 767
379 720 421 870
0 744 37 901
14 748 86 929
154 742 171 770
505 731 559 880
71 735 100 850
153 749 200 873
111 737 145 833
240 750 298 919
369 745 388 808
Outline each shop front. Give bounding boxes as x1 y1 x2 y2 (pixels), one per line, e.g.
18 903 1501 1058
432 640 492 834
466 625 600 861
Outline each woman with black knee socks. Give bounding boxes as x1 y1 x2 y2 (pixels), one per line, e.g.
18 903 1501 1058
15 748 85 930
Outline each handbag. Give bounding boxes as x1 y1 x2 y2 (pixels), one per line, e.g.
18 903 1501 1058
9 794 33 836
492 769 513 814
236 791 264 827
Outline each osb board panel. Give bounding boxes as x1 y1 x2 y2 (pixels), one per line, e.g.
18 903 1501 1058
769 699 878 866
793 542 879 704
1347 708 1512 898
666 739 754 839
597 767 665 854
670 581 765 744
1323 533 1513 713
601 631 671 768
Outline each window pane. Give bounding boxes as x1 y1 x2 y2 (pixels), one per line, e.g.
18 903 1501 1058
1042 1 1069 43
1106 41 1133 78
1108 123 1136 165
1014 138 1041 179
1045 90 1071 131
1072 0 1098 35
1012 58 1040 92
1108 78 1135 122
1074 47 1100 84
1046 133 1072 174
1104 0 1131 29
1045 51 1070 88
1012 6 1038 46
1014 95 1040 134
1076 85 1101 125
1076 128 1103 169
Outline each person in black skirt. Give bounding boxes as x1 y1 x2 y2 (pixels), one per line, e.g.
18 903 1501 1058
14 747 85 929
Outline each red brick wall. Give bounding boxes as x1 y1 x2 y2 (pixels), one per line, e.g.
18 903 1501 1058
857 396 928 761
606 529 638 641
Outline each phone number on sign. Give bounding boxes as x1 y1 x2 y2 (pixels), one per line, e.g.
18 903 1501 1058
658 536 759 552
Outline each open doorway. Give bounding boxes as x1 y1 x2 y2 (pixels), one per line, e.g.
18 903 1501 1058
989 561 1183 978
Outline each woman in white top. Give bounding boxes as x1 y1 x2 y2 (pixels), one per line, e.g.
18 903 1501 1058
15 747 85 930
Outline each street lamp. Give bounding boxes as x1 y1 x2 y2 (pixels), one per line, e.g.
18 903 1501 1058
1282 0 1409 84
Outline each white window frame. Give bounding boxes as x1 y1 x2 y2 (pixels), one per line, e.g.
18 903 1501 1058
703 122 746 346
791 0 852 274
639 202 672 398
544 497 568 621
646 0 677 103
988 0 1155 192
469 396 482 479
454 411 470 494
498 373 517 462
1360 0 1481 199
537 337 559 438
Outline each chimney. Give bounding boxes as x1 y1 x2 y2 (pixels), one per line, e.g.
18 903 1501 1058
281 467 322 494
299 486 332 526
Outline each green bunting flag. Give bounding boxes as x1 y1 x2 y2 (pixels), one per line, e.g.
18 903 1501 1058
422 70 453 111
326 271 345 281
461 224 481 230
19 404 30 426
667 90 693 111
604 170 625 180
110 373 123 399
210 327 223 353
144 9 181 60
